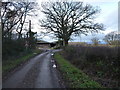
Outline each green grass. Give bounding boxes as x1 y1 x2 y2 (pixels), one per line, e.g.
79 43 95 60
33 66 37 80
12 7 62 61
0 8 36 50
54 53 102 88
3 49 42 74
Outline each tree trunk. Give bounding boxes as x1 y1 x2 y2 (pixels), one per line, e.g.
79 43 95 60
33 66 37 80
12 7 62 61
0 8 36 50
63 39 68 47
18 33 22 39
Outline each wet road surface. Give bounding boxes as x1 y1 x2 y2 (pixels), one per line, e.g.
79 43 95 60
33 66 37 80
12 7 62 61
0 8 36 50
3 49 63 88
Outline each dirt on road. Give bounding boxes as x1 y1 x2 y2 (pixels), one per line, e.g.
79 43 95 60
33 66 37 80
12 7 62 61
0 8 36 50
3 49 64 88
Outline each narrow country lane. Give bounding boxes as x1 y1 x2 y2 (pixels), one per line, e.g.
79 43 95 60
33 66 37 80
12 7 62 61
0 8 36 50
3 49 63 88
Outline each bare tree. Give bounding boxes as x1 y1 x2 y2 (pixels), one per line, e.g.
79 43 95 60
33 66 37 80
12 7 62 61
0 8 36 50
1 2 22 38
1 1 38 39
91 37 100 46
40 2 104 46
104 31 120 45
15 2 38 39
1 1 39 60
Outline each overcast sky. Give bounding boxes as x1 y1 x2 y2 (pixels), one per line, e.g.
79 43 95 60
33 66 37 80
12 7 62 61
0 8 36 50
31 0 119 43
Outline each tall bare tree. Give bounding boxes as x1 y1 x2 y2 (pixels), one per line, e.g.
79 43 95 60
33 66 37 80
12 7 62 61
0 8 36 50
104 31 120 45
1 1 38 60
1 1 38 39
40 2 104 46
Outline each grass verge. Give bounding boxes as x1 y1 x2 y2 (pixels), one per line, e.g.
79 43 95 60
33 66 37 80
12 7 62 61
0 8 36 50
54 53 102 88
3 49 42 75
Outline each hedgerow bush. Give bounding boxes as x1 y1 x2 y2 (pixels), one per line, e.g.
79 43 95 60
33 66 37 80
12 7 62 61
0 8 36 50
62 45 120 87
